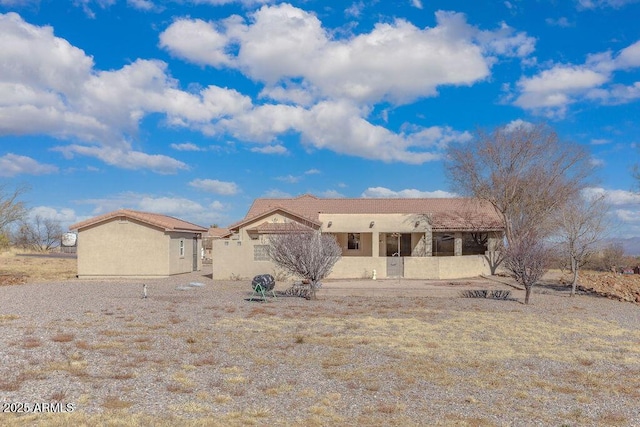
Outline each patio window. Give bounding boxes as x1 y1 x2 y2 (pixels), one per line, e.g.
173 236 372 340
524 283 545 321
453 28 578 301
347 233 360 250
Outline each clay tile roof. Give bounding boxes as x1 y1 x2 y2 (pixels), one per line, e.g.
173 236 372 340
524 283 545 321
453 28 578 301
208 227 230 238
246 222 314 234
233 194 503 231
69 209 208 233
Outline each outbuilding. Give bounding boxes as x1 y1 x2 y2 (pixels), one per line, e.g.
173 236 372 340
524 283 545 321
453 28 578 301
69 209 208 278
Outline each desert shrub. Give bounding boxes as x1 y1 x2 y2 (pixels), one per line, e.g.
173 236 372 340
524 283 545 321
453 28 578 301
459 289 512 300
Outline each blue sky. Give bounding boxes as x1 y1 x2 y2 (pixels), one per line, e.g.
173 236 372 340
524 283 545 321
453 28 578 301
1 0 640 236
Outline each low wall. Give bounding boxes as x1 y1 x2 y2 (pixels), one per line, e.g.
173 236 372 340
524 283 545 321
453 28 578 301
404 255 490 279
328 257 387 279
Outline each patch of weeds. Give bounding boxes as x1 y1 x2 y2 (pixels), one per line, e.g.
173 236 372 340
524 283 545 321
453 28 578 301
0 314 19 324
51 333 75 343
0 378 22 391
193 356 216 366
102 396 133 410
50 390 68 401
22 337 42 349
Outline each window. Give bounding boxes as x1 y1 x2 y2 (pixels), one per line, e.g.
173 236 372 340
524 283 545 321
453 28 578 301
347 233 360 250
254 245 270 261
179 239 185 257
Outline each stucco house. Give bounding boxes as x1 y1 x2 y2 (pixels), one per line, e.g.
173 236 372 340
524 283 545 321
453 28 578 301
69 209 208 278
212 194 504 280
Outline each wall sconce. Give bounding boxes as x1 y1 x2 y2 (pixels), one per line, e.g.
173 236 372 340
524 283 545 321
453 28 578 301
415 221 420 227
369 221 375 228
327 221 332 228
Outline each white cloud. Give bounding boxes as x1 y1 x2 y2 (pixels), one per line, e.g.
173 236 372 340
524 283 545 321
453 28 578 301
79 192 229 226
512 38 640 115
160 6 534 105
54 145 187 174
189 178 239 195
305 169 320 175
171 142 203 151
545 17 573 27
0 14 251 172
262 189 292 198
582 187 640 205
320 190 345 198
577 0 640 9
361 187 458 198
275 175 301 184
411 0 423 9
250 144 288 155
29 206 77 223
0 153 58 177
503 119 534 132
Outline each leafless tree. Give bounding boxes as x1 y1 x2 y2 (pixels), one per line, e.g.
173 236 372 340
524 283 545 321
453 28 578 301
267 224 342 300
445 122 594 303
552 194 609 296
598 243 625 274
503 231 549 305
0 183 28 231
14 215 63 252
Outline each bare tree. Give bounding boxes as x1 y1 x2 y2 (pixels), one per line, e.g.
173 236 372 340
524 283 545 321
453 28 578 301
503 232 549 305
552 194 609 296
14 215 63 252
445 122 593 303
0 183 28 231
598 243 625 274
267 225 342 300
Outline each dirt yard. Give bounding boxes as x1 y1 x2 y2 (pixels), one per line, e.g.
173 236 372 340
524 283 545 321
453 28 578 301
0 252 639 426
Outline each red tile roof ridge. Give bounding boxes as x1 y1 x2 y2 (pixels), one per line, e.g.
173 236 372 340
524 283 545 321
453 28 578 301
69 209 207 232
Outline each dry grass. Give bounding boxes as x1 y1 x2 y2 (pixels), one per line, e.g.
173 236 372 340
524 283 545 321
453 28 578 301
1 263 639 426
0 249 76 283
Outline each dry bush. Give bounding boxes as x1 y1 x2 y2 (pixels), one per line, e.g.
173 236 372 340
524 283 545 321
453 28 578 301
51 333 75 343
102 396 133 410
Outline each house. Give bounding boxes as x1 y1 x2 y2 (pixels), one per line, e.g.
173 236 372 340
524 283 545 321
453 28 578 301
203 226 230 262
69 209 208 278
212 194 504 280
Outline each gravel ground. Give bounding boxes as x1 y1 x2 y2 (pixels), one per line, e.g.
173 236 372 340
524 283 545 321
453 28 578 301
0 272 639 426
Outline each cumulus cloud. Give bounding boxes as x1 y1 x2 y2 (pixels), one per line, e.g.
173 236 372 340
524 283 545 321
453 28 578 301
512 38 640 116
1 7 536 167
0 153 58 177
189 178 239 195
0 13 250 172
361 187 458 198
160 6 534 105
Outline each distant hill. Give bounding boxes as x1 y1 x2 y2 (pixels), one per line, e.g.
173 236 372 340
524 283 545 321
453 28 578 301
601 237 640 257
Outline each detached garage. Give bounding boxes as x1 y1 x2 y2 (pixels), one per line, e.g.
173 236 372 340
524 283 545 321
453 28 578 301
69 209 208 279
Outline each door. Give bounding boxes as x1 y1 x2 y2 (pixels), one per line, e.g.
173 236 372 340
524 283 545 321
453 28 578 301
387 256 404 278
192 237 198 271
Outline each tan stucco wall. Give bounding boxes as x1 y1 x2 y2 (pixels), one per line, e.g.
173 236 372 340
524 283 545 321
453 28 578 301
77 219 204 278
404 255 490 279
77 218 170 278
211 239 272 280
328 257 387 279
168 232 203 275
319 213 428 233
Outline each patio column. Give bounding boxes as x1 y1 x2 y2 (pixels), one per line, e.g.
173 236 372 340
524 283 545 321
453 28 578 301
372 231 379 257
424 229 432 256
454 232 462 256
